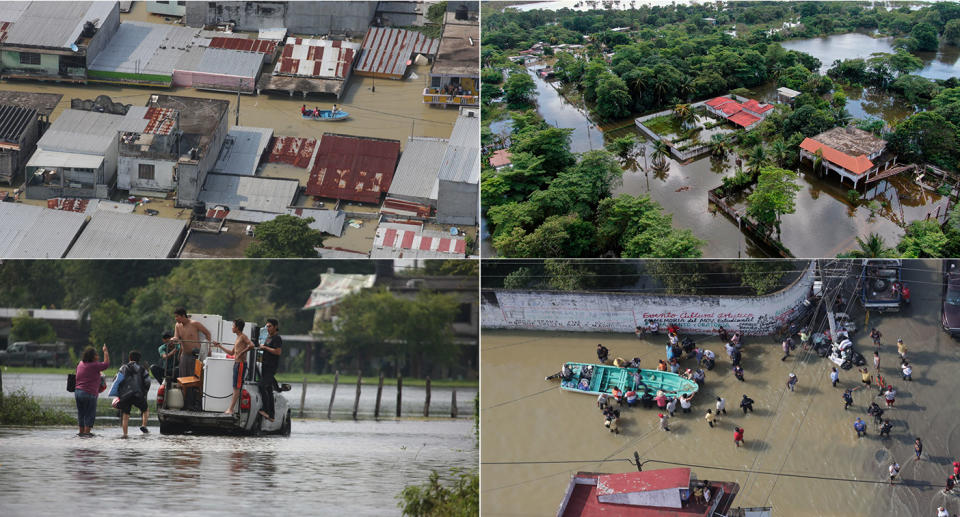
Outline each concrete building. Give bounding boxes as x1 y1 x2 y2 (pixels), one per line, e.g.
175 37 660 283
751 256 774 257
382 136 448 218
117 105 183 194
371 221 467 259
260 37 361 98
146 0 186 17
799 126 896 188
423 2 479 107
184 1 378 37
436 107 479 226
0 91 63 184
148 94 230 206
24 108 144 199
704 96 762 130
0 104 39 185
87 22 208 87
0 1 120 82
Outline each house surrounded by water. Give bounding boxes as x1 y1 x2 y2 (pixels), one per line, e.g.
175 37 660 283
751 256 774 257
0 1 120 83
423 2 479 107
799 126 896 188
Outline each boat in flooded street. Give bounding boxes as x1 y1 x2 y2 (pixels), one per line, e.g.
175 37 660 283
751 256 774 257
550 362 699 398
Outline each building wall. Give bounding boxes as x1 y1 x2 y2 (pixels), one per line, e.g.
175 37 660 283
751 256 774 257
172 70 257 93
85 2 121 67
118 155 177 192
0 115 39 183
0 51 60 76
185 1 377 36
482 263 816 335
147 0 187 17
436 179 477 225
176 108 228 206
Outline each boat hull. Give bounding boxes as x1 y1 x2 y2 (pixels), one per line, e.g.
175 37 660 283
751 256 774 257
557 362 699 398
302 110 349 121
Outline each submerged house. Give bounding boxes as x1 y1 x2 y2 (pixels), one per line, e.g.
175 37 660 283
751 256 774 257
704 96 768 130
0 1 120 83
799 126 896 188
423 2 479 107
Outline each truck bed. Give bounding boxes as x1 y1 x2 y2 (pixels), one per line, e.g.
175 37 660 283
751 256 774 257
158 408 244 431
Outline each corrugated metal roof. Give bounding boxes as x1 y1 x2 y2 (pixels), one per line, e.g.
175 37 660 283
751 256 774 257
0 91 62 116
89 22 207 77
4 1 115 49
181 47 263 78
355 27 439 79
438 109 479 183
26 149 104 169
258 28 287 41
303 273 376 309
306 133 401 204
388 137 447 202
212 126 274 175
0 2 29 24
37 109 128 155
371 223 467 259
0 203 87 258
0 104 36 143
197 173 298 213
208 36 276 55
221 207 345 237
276 38 359 79
66 211 187 258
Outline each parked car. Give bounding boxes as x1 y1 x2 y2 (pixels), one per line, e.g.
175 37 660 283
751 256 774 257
861 259 902 312
942 260 960 336
0 341 66 367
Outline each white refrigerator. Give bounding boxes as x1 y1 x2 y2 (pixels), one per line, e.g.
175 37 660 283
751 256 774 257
202 357 236 412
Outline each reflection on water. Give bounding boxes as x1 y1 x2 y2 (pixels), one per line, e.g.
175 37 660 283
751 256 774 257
0 420 476 517
529 68 605 153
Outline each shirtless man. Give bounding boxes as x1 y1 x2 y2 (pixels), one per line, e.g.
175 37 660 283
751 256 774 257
172 308 214 410
214 319 254 415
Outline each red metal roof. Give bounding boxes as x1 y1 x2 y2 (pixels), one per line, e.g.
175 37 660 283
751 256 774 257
0 21 10 43
705 96 734 108
598 469 690 496
267 136 317 168
718 102 743 116
489 149 512 168
208 37 277 55
47 197 90 213
355 27 439 79
800 137 874 175
307 134 401 204
143 107 177 136
276 39 357 79
741 99 773 114
728 111 761 128
560 472 739 517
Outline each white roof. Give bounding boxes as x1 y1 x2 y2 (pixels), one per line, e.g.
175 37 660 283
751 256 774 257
388 137 447 202
212 126 274 175
198 173 298 213
66 211 187 258
0 203 87 258
258 28 287 41
37 109 140 155
89 21 207 77
438 109 480 184
3 1 116 49
777 86 801 98
26 149 104 170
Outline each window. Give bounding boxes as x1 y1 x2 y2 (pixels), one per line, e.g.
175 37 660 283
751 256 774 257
455 302 472 323
177 1 186 5
156 0 169 3
138 163 155 180
19 53 41 65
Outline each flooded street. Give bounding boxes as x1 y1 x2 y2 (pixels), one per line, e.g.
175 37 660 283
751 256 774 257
481 260 960 516
4 373 477 419
508 66 947 257
0 419 476 517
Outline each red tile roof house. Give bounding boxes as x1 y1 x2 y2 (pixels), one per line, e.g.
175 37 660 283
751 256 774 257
740 98 774 119
703 96 762 130
489 149 512 170
799 126 896 188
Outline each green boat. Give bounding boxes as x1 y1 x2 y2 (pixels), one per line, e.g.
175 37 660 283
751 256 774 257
550 362 699 398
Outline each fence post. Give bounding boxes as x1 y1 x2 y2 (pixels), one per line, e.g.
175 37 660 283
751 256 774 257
375 372 384 419
396 376 402 418
352 371 362 420
299 377 307 418
327 370 339 419
424 377 431 417
451 389 457 418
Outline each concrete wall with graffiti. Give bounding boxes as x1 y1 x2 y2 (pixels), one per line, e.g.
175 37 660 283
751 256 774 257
481 261 816 336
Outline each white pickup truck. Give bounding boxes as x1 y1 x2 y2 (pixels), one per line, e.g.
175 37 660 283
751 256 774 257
155 315 291 436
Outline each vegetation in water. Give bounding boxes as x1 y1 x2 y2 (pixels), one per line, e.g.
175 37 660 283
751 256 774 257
245 214 325 258
0 388 75 426
397 468 478 517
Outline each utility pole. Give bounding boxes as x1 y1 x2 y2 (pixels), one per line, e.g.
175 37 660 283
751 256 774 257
236 79 241 126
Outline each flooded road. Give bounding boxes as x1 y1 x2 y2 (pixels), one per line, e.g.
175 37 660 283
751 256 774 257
4 373 477 419
481 259 960 517
0 419 476 517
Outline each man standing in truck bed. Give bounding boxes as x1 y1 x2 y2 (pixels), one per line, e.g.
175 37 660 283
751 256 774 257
173 308 214 410
258 318 282 422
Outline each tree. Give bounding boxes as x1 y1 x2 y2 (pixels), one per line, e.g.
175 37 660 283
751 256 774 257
651 139 670 166
503 267 536 289
945 18 960 45
746 145 769 174
494 214 597 258
746 167 801 234
911 22 939 52
605 135 636 160
503 71 536 106
769 138 789 167
10 312 56 343
395 290 458 377
544 259 597 291
644 260 705 295
245 215 324 258
673 103 694 129
896 220 948 258
594 72 633 120
398 469 478 517
839 233 896 258
709 133 730 158
733 261 789 295
889 50 923 77
511 126 575 175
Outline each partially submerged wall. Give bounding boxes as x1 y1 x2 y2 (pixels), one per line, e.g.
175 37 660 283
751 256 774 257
481 261 815 336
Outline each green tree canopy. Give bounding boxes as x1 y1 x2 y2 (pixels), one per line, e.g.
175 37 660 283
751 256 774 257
10 312 56 343
503 71 536 106
746 167 801 234
897 220 948 258
245 215 325 258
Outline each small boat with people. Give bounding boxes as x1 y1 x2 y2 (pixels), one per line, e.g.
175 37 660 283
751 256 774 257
547 362 699 398
300 104 349 121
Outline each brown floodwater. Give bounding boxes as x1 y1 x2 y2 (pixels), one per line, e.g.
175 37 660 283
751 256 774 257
481 259 960 517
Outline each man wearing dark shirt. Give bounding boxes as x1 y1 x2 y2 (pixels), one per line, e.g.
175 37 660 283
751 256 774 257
258 318 282 421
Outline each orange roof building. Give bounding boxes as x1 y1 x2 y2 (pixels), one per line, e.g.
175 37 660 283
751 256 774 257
798 127 894 187
489 149 512 169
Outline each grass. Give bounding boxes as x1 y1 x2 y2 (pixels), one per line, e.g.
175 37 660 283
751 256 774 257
0 388 75 425
2 366 477 388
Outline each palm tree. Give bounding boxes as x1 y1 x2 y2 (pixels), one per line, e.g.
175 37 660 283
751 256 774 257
673 103 694 130
769 139 788 167
813 148 824 177
747 145 769 174
710 133 729 158
844 233 896 258
632 74 647 98
652 75 670 106
677 76 694 103
636 143 648 171
652 139 670 166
